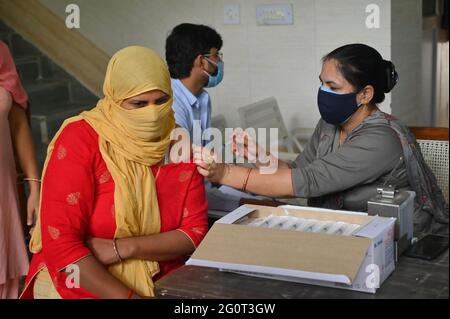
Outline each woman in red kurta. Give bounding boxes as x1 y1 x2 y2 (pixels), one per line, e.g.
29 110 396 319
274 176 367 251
21 46 208 299
21 121 207 299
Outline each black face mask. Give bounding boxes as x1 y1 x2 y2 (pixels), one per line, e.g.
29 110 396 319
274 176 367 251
317 86 362 125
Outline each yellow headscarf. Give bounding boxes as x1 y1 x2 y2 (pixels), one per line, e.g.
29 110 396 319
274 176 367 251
30 46 176 297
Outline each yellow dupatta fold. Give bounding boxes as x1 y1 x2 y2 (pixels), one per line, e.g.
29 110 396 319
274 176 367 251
29 46 176 297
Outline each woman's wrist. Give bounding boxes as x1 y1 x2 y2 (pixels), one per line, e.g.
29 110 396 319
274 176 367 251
28 180 41 192
116 237 136 260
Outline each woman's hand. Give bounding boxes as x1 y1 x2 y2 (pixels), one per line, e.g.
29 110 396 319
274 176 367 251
26 182 40 231
87 238 129 265
230 129 275 168
193 145 228 183
231 128 259 162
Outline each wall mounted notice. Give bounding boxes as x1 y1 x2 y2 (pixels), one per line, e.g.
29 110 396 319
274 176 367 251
256 4 293 25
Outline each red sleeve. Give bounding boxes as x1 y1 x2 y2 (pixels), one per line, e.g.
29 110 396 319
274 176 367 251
177 170 208 248
40 121 96 271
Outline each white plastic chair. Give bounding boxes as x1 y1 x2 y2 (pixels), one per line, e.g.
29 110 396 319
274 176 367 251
410 127 449 206
237 97 304 152
417 139 449 205
211 114 227 138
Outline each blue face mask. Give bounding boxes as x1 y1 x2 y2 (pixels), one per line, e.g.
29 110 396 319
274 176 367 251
203 58 224 88
317 86 362 125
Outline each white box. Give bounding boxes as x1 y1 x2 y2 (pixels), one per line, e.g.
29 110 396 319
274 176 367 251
187 204 396 294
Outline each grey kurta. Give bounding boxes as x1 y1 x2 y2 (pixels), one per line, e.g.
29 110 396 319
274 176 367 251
290 111 409 212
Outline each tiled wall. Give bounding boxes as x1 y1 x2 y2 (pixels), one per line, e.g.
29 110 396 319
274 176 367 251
41 0 418 131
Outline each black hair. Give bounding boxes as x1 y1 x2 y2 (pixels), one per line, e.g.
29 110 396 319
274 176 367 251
165 23 223 79
322 43 398 104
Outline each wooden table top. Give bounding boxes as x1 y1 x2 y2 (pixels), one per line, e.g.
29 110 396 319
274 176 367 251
156 250 449 299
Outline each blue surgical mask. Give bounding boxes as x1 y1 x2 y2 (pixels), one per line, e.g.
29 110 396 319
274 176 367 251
317 86 362 125
203 58 224 88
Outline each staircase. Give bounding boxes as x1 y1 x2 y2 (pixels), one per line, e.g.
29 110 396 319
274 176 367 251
0 19 98 169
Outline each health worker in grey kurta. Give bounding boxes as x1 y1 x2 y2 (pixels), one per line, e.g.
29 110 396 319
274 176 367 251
194 44 448 236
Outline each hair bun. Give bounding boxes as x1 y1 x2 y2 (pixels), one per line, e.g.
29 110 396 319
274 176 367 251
383 60 398 93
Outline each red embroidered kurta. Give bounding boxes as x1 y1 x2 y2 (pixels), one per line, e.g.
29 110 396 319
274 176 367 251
21 120 208 299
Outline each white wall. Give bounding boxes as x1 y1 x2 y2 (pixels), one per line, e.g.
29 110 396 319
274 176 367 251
421 27 437 126
391 0 422 126
41 0 394 131
437 42 449 127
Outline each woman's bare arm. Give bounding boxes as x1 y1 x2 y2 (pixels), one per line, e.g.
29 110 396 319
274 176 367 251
119 230 195 261
9 103 39 178
193 145 295 198
88 230 195 266
219 165 294 198
72 255 139 299
8 103 40 226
